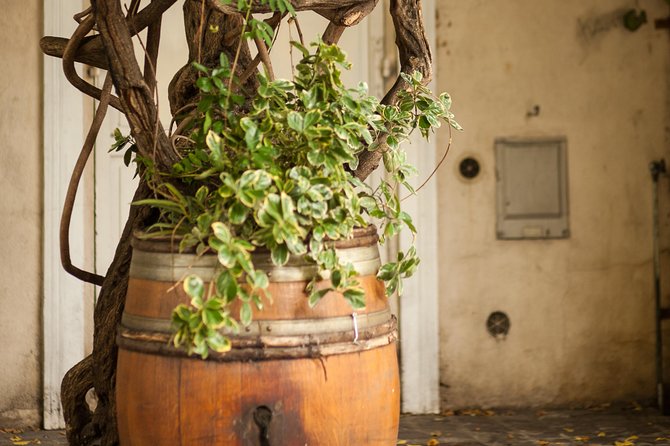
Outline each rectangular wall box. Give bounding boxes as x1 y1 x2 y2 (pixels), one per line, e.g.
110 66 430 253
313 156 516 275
495 137 569 240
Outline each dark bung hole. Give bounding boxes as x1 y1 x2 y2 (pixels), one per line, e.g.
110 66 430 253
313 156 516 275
253 405 273 446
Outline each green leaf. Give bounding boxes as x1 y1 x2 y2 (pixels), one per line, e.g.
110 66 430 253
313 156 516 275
240 117 260 149
360 127 374 145
216 272 238 302
202 307 225 328
236 251 254 274
291 40 310 57
123 147 133 166
303 110 320 129
192 61 209 73
205 297 224 311
377 263 397 281
308 288 329 307
399 211 417 233
331 270 342 288
240 302 253 326
343 288 366 309
287 111 304 133
228 202 248 225
400 257 420 276
196 76 213 93
271 244 289 266
253 270 269 289
132 199 184 215
184 275 204 307
206 130 222 159
211 222 231 243
217 244 236 268
172 304 192 324
280 192 295 220
206 332 231 353
195 185 209 203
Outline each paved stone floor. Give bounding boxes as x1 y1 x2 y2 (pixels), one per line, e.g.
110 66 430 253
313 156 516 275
398 405 670 446
2 405 670 445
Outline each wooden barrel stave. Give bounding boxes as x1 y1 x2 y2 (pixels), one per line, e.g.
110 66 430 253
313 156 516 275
117 345 399 445
116 228 399 446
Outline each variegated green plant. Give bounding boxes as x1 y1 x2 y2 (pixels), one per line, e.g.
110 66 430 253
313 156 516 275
117 38 460 358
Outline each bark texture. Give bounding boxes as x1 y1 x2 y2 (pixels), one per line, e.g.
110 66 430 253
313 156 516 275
41 1 432 444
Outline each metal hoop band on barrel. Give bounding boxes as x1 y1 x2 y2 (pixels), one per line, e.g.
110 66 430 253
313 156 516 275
129 244 382 283
117 313 398 361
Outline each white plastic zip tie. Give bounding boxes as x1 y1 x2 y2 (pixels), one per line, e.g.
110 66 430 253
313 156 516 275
352 312 359 344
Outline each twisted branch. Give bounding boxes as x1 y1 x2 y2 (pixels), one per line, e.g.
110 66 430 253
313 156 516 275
354 0 432 180
62 15 124 111
59 74 114 287
41 0 178 70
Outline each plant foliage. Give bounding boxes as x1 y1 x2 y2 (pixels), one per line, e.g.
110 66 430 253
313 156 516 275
120 34 460 358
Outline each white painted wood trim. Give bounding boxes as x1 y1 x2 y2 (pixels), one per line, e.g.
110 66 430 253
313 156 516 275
399 0 440 414
43 0 88 429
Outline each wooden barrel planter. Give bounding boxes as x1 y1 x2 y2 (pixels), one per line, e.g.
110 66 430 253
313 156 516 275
116 226 400 445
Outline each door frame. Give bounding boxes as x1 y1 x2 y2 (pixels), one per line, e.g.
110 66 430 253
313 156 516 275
398 0 440 414
43 0 91 429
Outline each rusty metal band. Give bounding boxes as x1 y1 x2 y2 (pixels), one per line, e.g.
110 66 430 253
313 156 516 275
131 225 379 253
117 318 398 361
129 244 381 283
121 307 392 337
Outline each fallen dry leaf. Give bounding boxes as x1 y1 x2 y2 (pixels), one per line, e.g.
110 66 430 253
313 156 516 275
656 438 670 442
563 427 574 433
536 441 551 446
426 440 439 446
457 408 495 417
597 432 606 437
615 436 640 446
574 436 590 442
397 441 408 445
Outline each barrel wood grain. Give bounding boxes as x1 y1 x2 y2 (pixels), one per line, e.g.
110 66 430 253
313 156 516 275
117 228 400 445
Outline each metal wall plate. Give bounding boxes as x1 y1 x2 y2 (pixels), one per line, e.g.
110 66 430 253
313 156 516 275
495 137 569 240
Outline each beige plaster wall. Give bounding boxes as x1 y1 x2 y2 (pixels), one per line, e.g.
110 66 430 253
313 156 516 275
0 0 43 427
436 0 670 408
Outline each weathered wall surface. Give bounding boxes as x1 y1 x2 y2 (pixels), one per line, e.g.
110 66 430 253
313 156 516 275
436 0 670 408
0 0 43 427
